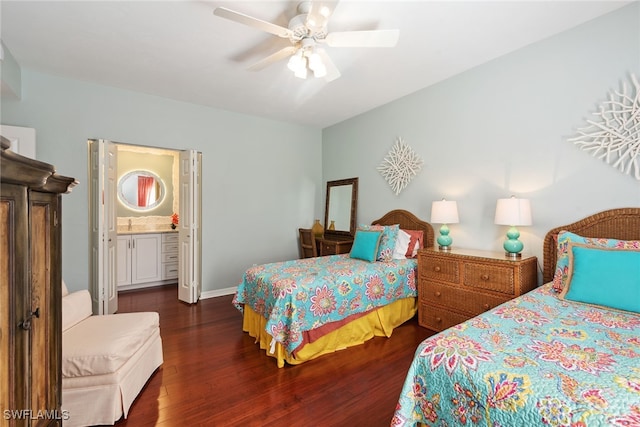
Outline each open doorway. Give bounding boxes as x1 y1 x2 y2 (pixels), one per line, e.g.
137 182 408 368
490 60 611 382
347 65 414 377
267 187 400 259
88 139 202 314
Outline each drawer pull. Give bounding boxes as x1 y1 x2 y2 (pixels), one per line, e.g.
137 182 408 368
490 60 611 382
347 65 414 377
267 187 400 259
435 317 442 323
483 303 490 310
434 266 441 272
434 291 441 298
481 274 489 281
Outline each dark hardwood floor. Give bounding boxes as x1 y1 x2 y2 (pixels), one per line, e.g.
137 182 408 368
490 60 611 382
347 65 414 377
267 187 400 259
112 285 435 427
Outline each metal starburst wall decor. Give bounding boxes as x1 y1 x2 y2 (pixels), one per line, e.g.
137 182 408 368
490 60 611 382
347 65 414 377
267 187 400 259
378 137 423 195
568 74 640 180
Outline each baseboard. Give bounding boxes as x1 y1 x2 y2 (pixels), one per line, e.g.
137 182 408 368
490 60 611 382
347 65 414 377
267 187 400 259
200 286 237 299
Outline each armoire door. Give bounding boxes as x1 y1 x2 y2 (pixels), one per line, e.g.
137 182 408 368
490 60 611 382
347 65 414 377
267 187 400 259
0 183 29 426
1 187 63 426
29 191 62 427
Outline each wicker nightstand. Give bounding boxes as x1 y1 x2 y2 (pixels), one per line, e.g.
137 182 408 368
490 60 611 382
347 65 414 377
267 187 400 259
417 248 538 332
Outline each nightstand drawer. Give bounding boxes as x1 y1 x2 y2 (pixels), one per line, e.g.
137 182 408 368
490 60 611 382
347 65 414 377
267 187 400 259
419 303 469 332
420 257 459 284
463 262 515 295
421 281 506 316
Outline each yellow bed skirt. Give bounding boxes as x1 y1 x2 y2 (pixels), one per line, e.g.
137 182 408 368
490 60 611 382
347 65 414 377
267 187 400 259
242 297 417 368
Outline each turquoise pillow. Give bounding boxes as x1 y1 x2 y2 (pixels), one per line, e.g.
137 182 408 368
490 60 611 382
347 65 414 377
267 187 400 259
552 231 640 293
350 230 382 262
359 224 399 262
562 244 640 313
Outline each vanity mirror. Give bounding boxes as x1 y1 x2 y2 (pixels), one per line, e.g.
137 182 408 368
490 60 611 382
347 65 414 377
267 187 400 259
118 170 165 211
324 177 358 237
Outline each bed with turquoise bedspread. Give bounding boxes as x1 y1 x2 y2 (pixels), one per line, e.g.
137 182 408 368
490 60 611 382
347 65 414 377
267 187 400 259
233 254 417 355
391 282 640 426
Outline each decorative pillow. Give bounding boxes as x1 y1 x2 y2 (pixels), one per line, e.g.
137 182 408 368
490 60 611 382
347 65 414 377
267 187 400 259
392 229 411 260
403 229 424 258
349 230 383 262
559 243 640 313
360 224 399 262
552 231 640 293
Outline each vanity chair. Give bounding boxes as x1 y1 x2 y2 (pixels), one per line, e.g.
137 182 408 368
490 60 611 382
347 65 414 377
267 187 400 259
298 228 318 258
61 281 163 426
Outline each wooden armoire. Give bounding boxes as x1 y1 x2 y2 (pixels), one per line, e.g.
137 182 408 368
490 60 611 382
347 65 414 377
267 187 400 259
1 137 77 426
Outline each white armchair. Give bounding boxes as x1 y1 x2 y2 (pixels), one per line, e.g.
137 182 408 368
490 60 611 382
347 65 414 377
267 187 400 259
61 282 163 426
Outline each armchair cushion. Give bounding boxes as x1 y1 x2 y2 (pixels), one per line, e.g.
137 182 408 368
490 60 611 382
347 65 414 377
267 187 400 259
62 290 92 332
63 311 160 378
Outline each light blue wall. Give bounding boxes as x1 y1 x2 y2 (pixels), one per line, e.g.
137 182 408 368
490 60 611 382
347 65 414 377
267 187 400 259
2 4 639 293
1 70 323 292
323 3 640 272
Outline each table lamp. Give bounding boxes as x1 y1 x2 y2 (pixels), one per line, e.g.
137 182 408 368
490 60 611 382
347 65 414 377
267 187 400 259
494 196 532 258
431 199 459 251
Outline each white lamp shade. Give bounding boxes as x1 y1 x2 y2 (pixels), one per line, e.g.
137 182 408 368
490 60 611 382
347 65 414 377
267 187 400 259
431 200 459 224
494 197 532 226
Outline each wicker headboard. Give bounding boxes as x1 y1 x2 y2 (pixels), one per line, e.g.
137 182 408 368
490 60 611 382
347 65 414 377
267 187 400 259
542 208 640 283
371 209 435 249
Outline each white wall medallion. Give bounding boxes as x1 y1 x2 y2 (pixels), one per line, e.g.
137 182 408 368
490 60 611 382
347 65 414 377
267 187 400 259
377 137 423 195
568 73 640 180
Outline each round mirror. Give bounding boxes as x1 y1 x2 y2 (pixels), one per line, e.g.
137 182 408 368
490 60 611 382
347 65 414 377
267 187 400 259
118 170 165 211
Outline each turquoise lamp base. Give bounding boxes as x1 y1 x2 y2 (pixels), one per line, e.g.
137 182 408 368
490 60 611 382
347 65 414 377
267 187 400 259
503 226 524 258
437 224 452 251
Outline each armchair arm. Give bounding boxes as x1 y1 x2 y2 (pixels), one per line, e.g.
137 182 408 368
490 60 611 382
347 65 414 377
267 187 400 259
62 290 93 332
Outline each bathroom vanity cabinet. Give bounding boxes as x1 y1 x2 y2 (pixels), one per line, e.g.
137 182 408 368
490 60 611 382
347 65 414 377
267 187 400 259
117 231 178 290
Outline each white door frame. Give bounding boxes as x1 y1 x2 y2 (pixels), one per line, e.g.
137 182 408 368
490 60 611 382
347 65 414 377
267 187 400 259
89 141 202 309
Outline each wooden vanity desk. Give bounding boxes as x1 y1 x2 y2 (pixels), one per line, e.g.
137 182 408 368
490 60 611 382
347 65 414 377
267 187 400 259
316 234 354 256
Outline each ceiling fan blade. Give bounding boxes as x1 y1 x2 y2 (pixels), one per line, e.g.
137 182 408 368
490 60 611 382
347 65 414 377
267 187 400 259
317 48 341 82
213 7 293 39
325 29 400 47
305 1 339 32
247 46 298 71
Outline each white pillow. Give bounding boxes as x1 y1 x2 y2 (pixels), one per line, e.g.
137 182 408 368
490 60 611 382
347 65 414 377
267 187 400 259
61 279 69 297
411 240 420 258
392 229 411 260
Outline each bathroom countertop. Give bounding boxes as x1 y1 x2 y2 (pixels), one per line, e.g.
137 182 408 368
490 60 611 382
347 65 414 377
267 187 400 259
117 229 179 235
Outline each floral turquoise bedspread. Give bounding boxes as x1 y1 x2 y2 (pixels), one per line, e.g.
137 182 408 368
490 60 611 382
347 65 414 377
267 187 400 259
392 283 640 427
233 254 417 355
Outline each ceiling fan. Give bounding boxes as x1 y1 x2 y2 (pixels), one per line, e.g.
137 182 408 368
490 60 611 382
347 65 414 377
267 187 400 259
213 1 400 82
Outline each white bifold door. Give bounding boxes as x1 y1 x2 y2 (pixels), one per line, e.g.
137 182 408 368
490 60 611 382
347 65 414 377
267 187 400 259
89 139 202 314
178 150 202 304
88 139 118 314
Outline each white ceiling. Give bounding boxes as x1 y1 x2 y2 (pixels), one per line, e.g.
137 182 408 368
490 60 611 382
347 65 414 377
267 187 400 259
1 1 630 128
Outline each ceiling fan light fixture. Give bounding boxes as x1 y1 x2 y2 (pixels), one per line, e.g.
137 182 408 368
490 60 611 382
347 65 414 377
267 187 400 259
308 51 323 71
287 51 303 72
214 2 399 83
294 57 308 79
313 63 327 78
